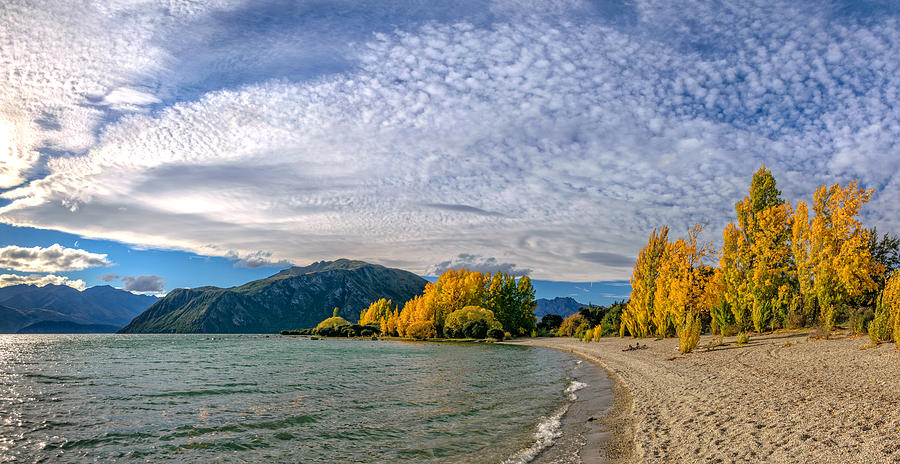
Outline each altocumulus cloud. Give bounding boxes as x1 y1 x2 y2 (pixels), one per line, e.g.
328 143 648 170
1 0 899 281
225 250 292 269
427 254 532 277
0 244 111 272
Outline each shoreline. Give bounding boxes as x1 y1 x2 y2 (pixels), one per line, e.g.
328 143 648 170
504 338 635 464
507 332 900 463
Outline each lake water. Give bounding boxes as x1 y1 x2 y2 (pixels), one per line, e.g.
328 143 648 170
0 335 607 463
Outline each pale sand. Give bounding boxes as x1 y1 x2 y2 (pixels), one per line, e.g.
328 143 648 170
507 331 900 463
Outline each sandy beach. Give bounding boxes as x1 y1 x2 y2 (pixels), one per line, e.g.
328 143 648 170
508 332 900 463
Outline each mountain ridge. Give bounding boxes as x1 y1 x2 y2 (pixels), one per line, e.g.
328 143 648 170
0 284 159 333
120 259 427 333
534 296 587 318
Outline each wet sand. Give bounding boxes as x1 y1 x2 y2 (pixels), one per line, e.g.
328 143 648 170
507 331 900 463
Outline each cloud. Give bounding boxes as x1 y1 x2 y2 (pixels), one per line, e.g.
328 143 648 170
576 252 635 268
100 273 120 282
0 243 111 272
120 275 166 293
422 203 506 217
101 87 161 112
226 250 292 268
426 254 532 277
0 1 899 281
0 273 86 291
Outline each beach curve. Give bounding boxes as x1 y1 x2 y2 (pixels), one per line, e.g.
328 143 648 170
506 331 900 463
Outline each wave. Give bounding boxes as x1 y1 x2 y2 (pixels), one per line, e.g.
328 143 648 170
500 379 587 464
565 380 587 400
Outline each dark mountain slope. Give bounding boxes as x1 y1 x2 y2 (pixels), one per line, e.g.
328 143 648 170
0 285 158 333
120 259 427 333
534 297 587 318
0 284 157 327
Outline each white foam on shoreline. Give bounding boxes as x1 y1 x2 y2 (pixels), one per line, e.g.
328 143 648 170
565 380 587 394
501 379 587 464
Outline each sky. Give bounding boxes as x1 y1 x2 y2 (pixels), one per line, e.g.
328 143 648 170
1 0 899 302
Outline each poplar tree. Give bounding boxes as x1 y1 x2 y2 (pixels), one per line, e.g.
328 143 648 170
622 226 669 337
808 181 880 334
654 224 713 353
722 166 793 332
514 276 537 335
791 201 815 324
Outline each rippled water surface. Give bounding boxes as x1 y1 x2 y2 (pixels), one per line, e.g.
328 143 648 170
0 335 585 463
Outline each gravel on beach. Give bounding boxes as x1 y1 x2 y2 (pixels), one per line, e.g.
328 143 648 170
510 331 900 464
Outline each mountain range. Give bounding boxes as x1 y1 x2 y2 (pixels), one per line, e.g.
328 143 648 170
534 297 587 319
120 259 427 333
0 284 158 333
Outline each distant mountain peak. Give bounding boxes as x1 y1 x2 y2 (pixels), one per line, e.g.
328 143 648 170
270 259 378 278
0 285 159 333
122 259 426 334
534 296 587 318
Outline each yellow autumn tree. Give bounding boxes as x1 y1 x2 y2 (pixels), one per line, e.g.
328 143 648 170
722 165 795 333
359 298 396 334
874 271 900 350
791 200 815 324
396 268 537 338
654 224 714 353
621 226 669 338
719 221 752 330
747 203 794 332
808 181 881 334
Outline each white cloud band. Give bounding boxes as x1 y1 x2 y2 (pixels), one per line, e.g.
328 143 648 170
0 243 111 272
0 273 86 291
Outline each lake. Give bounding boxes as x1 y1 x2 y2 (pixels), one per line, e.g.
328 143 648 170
0 335 607 463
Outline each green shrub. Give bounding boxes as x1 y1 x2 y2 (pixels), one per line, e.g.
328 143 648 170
444 306 502 339
537 314 563 333
462 319 489 339
868 302 893 345
751 301 772 334
736 331 750 345
710 302 733 335
488 328 505 341
846 308 874 335
316 316 350 333
721 324 740 337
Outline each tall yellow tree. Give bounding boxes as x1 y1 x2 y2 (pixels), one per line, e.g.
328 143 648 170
808 181 880 334
869 271 898 345
719 221 752 330
747 203 794 332
791 201 815 324
654 224 713 353
730 166 795 332
359 298 396 333
622 226 669 338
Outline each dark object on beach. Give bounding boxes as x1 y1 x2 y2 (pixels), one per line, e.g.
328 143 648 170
588 416 596 422
310 336 319 340
488 328 505 341
622 342 646 352
371 336 378 340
